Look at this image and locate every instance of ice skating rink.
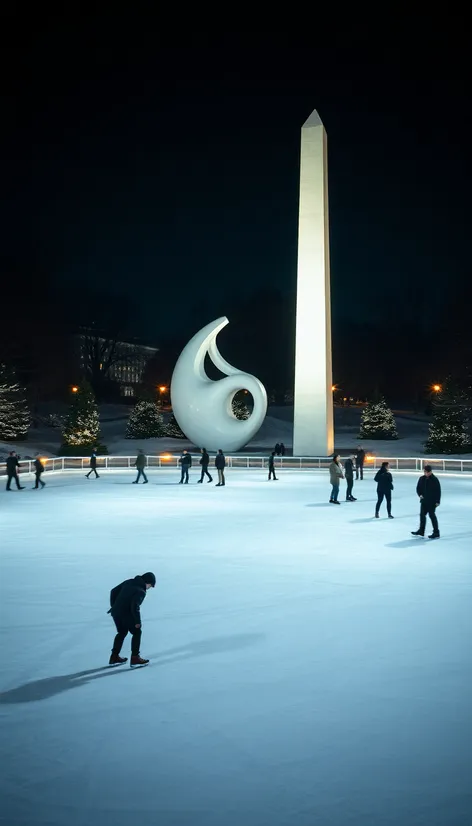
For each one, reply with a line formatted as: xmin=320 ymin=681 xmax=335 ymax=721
xmin=1 ymin=469 xmax=471 ymax=826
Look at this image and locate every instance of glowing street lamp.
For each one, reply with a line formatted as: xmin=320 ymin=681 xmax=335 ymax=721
xmin=71 ymin=385 xmax=79 ymax=393
xmin=432 ymin=384 xmax=441 ymax=393
xmin=158 ymin=385 xmax=167 ymax=394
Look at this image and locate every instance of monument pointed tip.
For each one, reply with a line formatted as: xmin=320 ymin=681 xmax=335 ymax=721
xmin=303 ymin=109 xmax=323 ymax=128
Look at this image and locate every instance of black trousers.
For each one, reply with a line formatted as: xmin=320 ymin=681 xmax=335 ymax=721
xmin=86 ymin=467 xmax=99 ymax=478
xmin=200 ymin=467 xmax=212 ymax=482
xmin=112 ymin=617 xmax=142 ymax=656
xmin=346 ymin=478 xmax=354 ymax=498
xmin=217 ymin=469 xmax=225 ymax=485
xmin=376 ymin=490 xmax=392 ymax=515
xmin=180 ymin=467 xmax=189 ymax=483
xmin=419 ymin=501 xmax=439 ymax=534
xmin=135 ymin=468 xmax=148 ymax=483
xmin=34 ymin=472 xmax=45 ymax=488
xmin=268 ymin=467 xmax=277 ymax=480
xmin=356 ymin=463 xmax=364 ymax=480
xmin=6 ymin=473 xmax=21 ymax=490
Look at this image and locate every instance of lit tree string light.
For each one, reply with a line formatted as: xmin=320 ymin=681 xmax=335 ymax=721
xmin=0 ymin=363 xmax=31 ymax=440
xmin=358 ymin=396 xmax=398 ymax=440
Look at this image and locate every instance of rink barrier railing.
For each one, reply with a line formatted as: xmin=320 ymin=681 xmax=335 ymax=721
xmin=2 ymin=455 xmax=472 ymax=476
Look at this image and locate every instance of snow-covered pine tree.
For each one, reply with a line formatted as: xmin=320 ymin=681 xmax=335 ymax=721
xmin=232 ymin=392 xmax=250 ymax=420
xmin=166 ymin=413 xmax=186 ymax=438
xmin=126 ymin=400 xmax=165 ymax=439
xmin=424 ymin=379 xmax=472 ymax=454
xmin=61 ymin=380 xmax=104 ymax=452
xmin=0 ymin=363 xmax=31 ymax=440
xmin=358 ymin=396 xmax=398 ymax=440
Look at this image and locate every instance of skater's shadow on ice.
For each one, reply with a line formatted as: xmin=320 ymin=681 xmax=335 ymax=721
xmin=148 ymin=633 xmax=264 ymax=666
xmin=0 ymin=666 xmax=131 ymax=705
xmin=386 ymin=539 xmax=429 ymax=548
xmin=0 ymin=634 xmax=264 ymax=705
xmin=387 ymin=531 xmax=472 ymax=548
xmin=306 ymin=503 xmax=333 ymax=508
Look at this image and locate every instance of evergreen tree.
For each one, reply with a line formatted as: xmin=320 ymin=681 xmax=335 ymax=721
xmin=126 ymin=400 xmax=165 ymax=439
xmin=166 ymin=412 xmax=186 ymax=439
xmin=0 ymin=363 xmax=31 ymax=440
xmin=61 ymin=380 xmax=104 ymax=451
xmin=424 ymin=379 xmax=472 ymax=454
xmin=358 ymin=396 xmax=398 ymax=440
xmin=232 ymin=393 xmax=250 ymax=420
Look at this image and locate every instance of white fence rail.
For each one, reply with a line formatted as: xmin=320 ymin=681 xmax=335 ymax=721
xmin=2 ymin=455 xmax=472 ymax=476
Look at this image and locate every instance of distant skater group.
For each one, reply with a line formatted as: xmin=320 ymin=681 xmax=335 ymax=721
xmin=327 ymin=451 xmax=441 ymax=538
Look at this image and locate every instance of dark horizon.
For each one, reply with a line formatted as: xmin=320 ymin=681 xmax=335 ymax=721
xmin=2 ymin=25 xmax=471 ymax=397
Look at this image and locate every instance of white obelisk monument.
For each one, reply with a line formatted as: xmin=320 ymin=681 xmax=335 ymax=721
xmin=293 ymin=109 xmax=334 ymax=457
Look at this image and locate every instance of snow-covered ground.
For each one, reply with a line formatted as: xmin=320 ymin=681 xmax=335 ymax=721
xmin=2 ymin=404 xmax=471 ymax=460
xmin=1 ymin=470 xmax=471 ymax=826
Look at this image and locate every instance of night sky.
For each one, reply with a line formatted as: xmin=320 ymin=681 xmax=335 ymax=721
xmin=3 ymin=25 xmax=470 ymax=348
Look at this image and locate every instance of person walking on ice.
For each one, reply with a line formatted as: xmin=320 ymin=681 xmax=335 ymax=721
xmin=33 ymin=455 xmax=46 ymax=489
xmin=108 ymin=571 xmax=156 ymax=666
xmin=411 ymin=464 xmax=441 ymax=539
xmin=179 ymin=450 xmax=192 ymax=484
xmin=215 ymin=449 xmax=226 ymax=486
xmin=374 ymin=461 xmax=394 ymax=518
xmin=356 ymin=445 xmax=366 ymax=480
xmin=329 ymin=454 xmax=344 ymax=504
xmin=5 ymin=451 xmax=24 ymax=490
xmin=268 ymin=451 xmax=278 ymax=481
xmin=133 ymin=449 xmax=148 ymax=484
xmin=344 ymin=453 xmax=357 ymax=501
xmin=198 ymin=448 xmax=213 ymax=483
xmin=85 ymin=447 xmax=100 ymax=479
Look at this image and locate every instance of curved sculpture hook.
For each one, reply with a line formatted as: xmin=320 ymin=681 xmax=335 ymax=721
xmin=170 ymin=317 xmax=268 ymax=452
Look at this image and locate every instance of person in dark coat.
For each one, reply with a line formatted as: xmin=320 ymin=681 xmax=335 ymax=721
xmin=412 ymin=465 xmax=441 ymax=539
xmin=356 ymin=445 xmax=366 ymax=480
xmin=5 ymin=451 xmax=24 ymax=490
xmin=198 ymin=448 xmax=213 ymax=483
xmin=215 ymin=449 xmax=226 ymax=486
xmin=344 ymin=454 xmax=357 ymax=501
xmin=374 ymin=461 xmax=394 ymax=518
xmin=33 ymin=455 xmax=46 ymax=489
xmin=179 ymin=450 xmax=192 ymax=483
xmin=279 ymin=443 xmax=286 ymax=456
xmin=85 ymin=447 xmax=100 ymax=479
xmin=133 ymin=449 xmax=148 ymax=484
xmin=108 ymin=572 xmax=156 ymax=666
xmin=268 ymin=451 xmax=278 ymax=481
xmin=274 ymin=443 xmax=281 ymax=456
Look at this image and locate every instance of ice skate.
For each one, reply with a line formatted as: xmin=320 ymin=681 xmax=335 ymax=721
xmin=130 ymin=654 xmax=149 ymax=667
xmin=109 ymin=653 xmax=128 ymax=666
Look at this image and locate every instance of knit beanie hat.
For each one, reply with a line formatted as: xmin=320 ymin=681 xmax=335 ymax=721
xmin=142 ymin=572 xmax=156 ymax=587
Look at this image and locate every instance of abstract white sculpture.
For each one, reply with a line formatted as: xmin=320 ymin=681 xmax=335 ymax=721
xmin=170 ymin=317 xmax=267 ymax=452
xmin=293 ymin=109 xmax=334 ymax=456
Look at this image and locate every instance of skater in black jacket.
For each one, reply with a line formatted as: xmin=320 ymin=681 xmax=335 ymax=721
xmin=85 ymin=447 xmax=100 ymax=479
xmin=179 ymin=450 xmax=192 ymax=484
xmin=412 ymin=465 xmax=441 ymax=539
xmin=374 ymin=462 xmax=394 ymax=518
xmin=198 ymin=448 xmax=213 ymax=483
xmin=33 ymin=455 xmax=46 ymax=489
xmin=215 ymin=449 xmax=226 ymax=486
xmin=268 ymin=451 xmax=278 ymax=481
xmin=5 ymin=451 xmax=24 ymax=490
xmin=356 ymin=445 xmax=366 ymax=480
xmin=344 ymin=454 xmax=357 ymax=501
xmin=108 ymin=572 xmax=156 ymax=666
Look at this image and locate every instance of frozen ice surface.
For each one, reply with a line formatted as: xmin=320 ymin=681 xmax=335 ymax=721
xmin=1 ymin=469 xmax=471 ymax=826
